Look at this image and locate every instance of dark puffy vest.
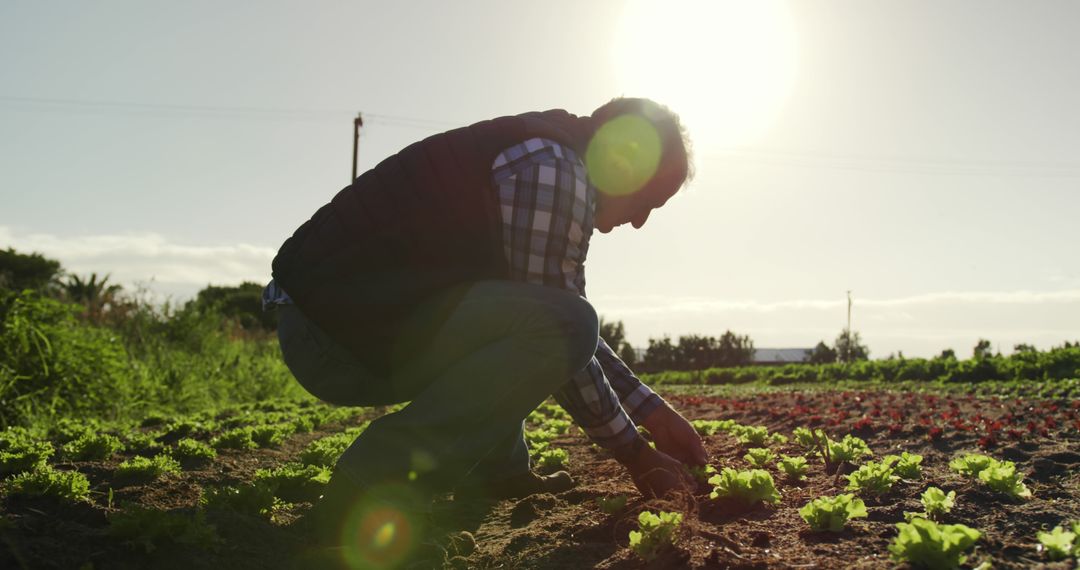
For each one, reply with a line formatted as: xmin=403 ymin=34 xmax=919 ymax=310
xmin=272 ymin=109 xmax=595 ymax=376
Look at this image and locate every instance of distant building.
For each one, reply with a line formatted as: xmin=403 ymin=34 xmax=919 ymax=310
xmin=752 ymin=348 xmax=813 ymax=365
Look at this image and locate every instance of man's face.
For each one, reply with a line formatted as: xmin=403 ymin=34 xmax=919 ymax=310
xmin=594 ymin=158 xmax=686 ymax=234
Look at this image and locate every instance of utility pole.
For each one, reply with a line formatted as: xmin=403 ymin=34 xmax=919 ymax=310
xmin=351 ymin=112 xmax=364 ymax=182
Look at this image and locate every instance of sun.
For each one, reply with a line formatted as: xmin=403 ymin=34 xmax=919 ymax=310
xmin=612 ymin=0 xmax=798 ymax=150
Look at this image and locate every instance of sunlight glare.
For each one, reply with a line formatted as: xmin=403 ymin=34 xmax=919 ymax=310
xmin=613 ymin=0 xmax=798 ymax=150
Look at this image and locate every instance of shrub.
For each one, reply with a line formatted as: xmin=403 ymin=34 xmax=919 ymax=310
xmin=628 ymin=510 xmax=682 ymax=561
xmin=889 ymin=518 xmax=981 ymax=569
xmin=708 ymin=468 xmax=781 ymax=506
xmin=63 ymin=433 xmax=124 ymax=461
xmin=5 ymin=465 xmax=90 ymax=503
xmin=799 ymin=494 xmax=868 ymax=532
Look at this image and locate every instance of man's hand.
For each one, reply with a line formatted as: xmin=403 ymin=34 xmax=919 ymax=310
xmin=622 ymin=444 xmax=696 ymax=498
xmin=641 ymin=403 xmax=708 ymax=467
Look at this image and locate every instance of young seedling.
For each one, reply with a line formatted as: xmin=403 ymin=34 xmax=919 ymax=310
xmin=883 ymin=452 xmax=923 ymax=480
xmin=920 ymin=487 xmax=956 ymax=521
xmin=977 ymin=460 xmax=1032 ymax=500
xmin=799 ymin=494 xmax=868 ymax=532
xmin=687 ymin=464 xmax=717 ymax=485
xmin=948 ymin=453 xmax=995 ymax=477
xmin=595 ymin=494 xmax=628 ymax=515
xmin=5 ymin=465 xmax=91 ymax=503
xmin=211 ymin=427 xmax=257 ymax=450
xmin=846 ymin=460 xmax=898 ymax=496
xmin=708 ymin=468 xmax=781 ymax=506
xmin=115 ymin=454 xmax=181 ymax=484
xmin=1036 ymin=524 xmax=1077 ymax=561
xmin=0 ymin=440 xmax=54 ymax=477
xmin=63 ymin=433 xmax=125 ymax=461
xmin=172 ymin=438 xmax=217 ymax=465
xmin=254 ymin=462 xmax=331 ymax=503
xmin=628 ymin=510 xmax=683 ymax=561
xmin=731 ymin=425 xmax=770 ymax=446
xmin=743 ymin=447 xmax=775 ymax=468
xmin=792 ymin=427 xmax=819 ymax=450
xmin=889 ymin=518 xmax=981 ymax=569
xmin=535 ymin=448 xmax=569 ymax=471
xmin=778 ymin=455 xmax=809 ymax=481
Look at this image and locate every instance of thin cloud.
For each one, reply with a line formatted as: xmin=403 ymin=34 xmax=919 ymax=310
xmin=1 ymin=226 xmax=275 ymax=297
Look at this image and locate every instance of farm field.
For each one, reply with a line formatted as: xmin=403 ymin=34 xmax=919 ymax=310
xmin=1 ymin=383 xmax=1079 ymax=569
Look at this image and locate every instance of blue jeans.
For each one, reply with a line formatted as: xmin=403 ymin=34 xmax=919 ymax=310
xmin=277 ymin=280 xmax=597 ymax=493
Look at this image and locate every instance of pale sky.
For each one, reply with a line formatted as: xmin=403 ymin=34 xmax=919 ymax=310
xmin=2 ymin=0 xmax=1078 ymax=358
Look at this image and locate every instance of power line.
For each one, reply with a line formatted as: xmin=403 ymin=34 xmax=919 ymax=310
xmin=0 ymin=94 xmax=463 ymax=130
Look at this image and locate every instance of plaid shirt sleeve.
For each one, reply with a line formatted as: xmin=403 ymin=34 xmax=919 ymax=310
xmin=492 ymin=137 xmax=663 ymax=460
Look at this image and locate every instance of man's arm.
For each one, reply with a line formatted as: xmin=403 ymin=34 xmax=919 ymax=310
xmin=493 ymin=138 xmax=704 ymax=496
xmin=594 ymin=337 xmax=664 ymax=424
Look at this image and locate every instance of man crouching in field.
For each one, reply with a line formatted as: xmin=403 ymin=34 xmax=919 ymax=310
xmin=264 ymin=97 xmax=708 ymax=565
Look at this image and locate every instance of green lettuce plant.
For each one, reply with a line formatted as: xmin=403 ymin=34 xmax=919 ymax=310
xmin=889 ymin=518 xmax=981 ymax=569
xmin=977 ymin=460 xmax=1032 ymax=499
xmin=744 ymin=447 xmax=775 ymax=468
xmin=883 ymin=452 xmax=923 ymax=480
xmin=799 ymin=493 xmax=867 ymax=532
xmin=628 ymin=510 xmax=682 ymax=561
xmin=595 ymin=494 xmax=627 ymax=514
xmin=1037 ymin=523 xmax=1078 ymax=561
xmin=920 ymin=487 xmax=956 ymax=520
xmin=172 ymin=438 xmax=217 ymax=464
xmin=708 ymin=468 xmax=781 ymax=505
xmin=535 ymin=448 xmax=568 ymax=471
xmin=5 ymin=465 xmax=90 ymax=503
xmin=115 ymin=454 xmax=181 ymax=484
xmin=63 ymin=433 xmax=124 ymax=461
xmin=846 ymin=460 xmax=898 ymax=496
xmin=948 ymin=453 xmax=995 ymax=477
xmin=778 ymin=455 xmax=809 ymax=481
xmin=687 ymin=463 xmax=717 ymax=484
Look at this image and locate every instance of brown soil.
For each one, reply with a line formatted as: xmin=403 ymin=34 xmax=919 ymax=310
xmin=2 ymin=390 xmax=1078 ymax=569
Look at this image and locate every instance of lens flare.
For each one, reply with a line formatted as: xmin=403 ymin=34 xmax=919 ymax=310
xmin=585 ymin=114 xmax=662 ymax=196
xmin=338 ymin=485 xmax=427 ymax=570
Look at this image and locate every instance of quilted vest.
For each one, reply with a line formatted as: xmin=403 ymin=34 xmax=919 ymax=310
xmin=271 ymin=109 xmax=595 ymax=375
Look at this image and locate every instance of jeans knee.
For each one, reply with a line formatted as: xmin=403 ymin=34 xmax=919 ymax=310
xmin=553 ymin=292 xmax=598 ymax=372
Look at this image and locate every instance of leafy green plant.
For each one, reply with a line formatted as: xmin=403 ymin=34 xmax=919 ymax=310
xmin=211 ymin=427 xmax=257 ymax=450
xmin=299 ymin=432 xmax=354 ymax=467
xmin=978 ymin=460 xmax=1032 ymax=499
xmin=889 ymin=518 xmax=981 ymax=569
xmin=595 ymin=494 xmax=628 ymax=514
xmin=744 ymin=447 xmax=775 ymax=468
xmin=124 ymin=431 xmax=165 ymax=455
xmin=708 ymin=468 xmax=781 ymax=506
xmin=792 ymin=427 xmax=820 ymax=449
xmin=628 ymin=510 xmax=683 ymax=561
xmin=883 ymin=452 xmax=923 ymax=479
xmin=172 ymin=438 xmax=216 ymax=464
xmin=254 ymin=462 xmax=331 ymax=503
xmin=109 ymin=506 xmax=219 ymax=553
xmin=731 ymin=425 xmax=770 ymax=446
xmin=5 ymin=465 xmax=90 ymax=503
xmin=201 ymin=482 xmax=277 ymax=515
xmin=63 ymin=433 xmax=124 ymax=461
xmin=846 ymin=461 xmax=898 ymax=496
xmin=115 ymin=454 xmax=181 ymax=484
xmin=778 ymin=455 xmax=809 ymax=481
xmin=691 ymin=419 xmax=735 ymax=436
xmin=0 ymin=440 xmax=54 ymax=476
xmin=542 ymin=418 xmax=572 ymax=434
xmin=1037 ymin=523 xmax=1078 ymax=561
xmin=920 ymin=487 xmax=956 ymax=520
xmin=535 ymin=448 xmax=569 ymax=471
xmin=799 ymin=493 xmax=868 ymax=532
xmin=948 ymin=453 xmax=995 ymax=477
xmin=250 ymin=423 xmax=295 ymax=448
xmin=688 ymin=464 xmax=717 ymax=484
xmin=826 ymin=434 xmax=873 ymax=464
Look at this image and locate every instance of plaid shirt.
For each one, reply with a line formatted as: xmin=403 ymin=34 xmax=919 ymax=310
xmin=264 ymin=137 xmax=661 ymax=457
xmin=491 ymin=138 xmax=660 ymax=456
